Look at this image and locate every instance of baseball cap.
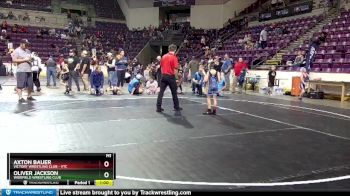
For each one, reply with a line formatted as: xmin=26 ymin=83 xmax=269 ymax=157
xmin=20 ymin=39 xmax=30 ymax=45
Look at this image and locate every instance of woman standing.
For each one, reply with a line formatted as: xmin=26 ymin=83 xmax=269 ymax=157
xmin=115 ymin=48 xmax=128 ymax=91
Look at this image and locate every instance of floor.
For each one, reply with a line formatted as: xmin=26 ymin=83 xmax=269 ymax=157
xmin=1 ymin=76 xmax=350 ymax=191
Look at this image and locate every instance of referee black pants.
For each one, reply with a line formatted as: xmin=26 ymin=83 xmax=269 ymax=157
xmin=157 ymin=74 xmax=180 ymax=110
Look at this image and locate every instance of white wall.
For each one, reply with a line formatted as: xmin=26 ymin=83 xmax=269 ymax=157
xmin=127 ymin=7 xmax=160 ymax=29
xmin=223 ymin=0 xmax=256 ymax=23
xmin=117 ymin=0 xmax=159 ymax=29
xmin=190 ymin=4 xmax=224 ymax=29
xmin=249 ymin=70 xmax=350 ymax=96
xmin=190 ymin=0 xmax=256 ymax=29
xmin=126 ymin=0 xmax=153 ymax=8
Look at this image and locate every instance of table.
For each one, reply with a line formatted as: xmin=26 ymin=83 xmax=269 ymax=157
xmin=244 ymin=77 xmax=283 ymax=92
xmin=307 ymin=80 xmax=349 ymax=102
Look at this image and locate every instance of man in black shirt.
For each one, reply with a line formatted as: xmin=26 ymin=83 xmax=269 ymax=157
xmin=67 ymin=50 xmax=80 ymax=92
xmin=80 ymin=50 xmax=91 ymax=91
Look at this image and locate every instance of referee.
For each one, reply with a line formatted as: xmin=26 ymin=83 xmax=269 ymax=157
xmin=156 ymin=44 xmax=182 ymax=112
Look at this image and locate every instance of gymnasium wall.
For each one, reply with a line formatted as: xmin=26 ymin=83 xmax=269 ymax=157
xmin=117 ymin=0 xmax=159 ymax=29
xmin=223 ymin=0 xmax=256 ymax=24
xmin=190 ymin=4 xmax=224 ymax=29
xmin=190 ymin=0 xmax=256 ymax=29
xmin=127 ymin=7 xmax=160 ymax=29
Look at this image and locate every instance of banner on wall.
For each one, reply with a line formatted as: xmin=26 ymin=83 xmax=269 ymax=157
xmin=153 ymin=0 xmax=195 ymax=7
xmin=259 ymin=1 xmax=313 ymax=22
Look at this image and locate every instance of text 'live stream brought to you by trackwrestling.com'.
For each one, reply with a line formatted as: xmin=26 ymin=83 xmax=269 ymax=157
xmin=0 ymin=189 xmax=193 ymax=196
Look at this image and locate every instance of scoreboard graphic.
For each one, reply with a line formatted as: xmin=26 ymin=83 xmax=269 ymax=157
xmin=7 ymin=153 xmax=116 ymax=186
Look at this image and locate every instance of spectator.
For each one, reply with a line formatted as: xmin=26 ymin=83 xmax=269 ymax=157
xmin=11 ymin=24 xmax=18 ymax=33
xmin=90 ymin=65 xmax=104 ymax=96
xmin=36 ymin=29 xmax=43 ymax=39
xmin=233 ymin=57 xmax=249 ymax=93
xmin=221 ymin=54 xmax=232 ymax=92
xmin=200 ymin=36 xmax=206 ymax=47
xmin=80 ymin=50 xmax=91 ymax=91
xmin=115 ymin=48 xmax=128 ymax=90
xmin=143 ymin=64 xmax=151 ymax=82
xmin=46 ymin=56 xmax=57 ymax=87
xmin=128 ymin=74 xmax=143 ymax=95
xmin=67 ymin=50 xmax=81 ymax=92
xmin=176 ymin=69 xmax=184 ymax=94
xmin=243 ymin=34 xmax=252 ymax=43
xmin=293 ymin=51 xmax=304 ymax=67
xmin=60 ymin=32 xmax=67 ymax=39
xmin=1 ymin=21 xmax=8 ymax=32
xmin=267 ymin=65 xmax=276 ymax=95
xmin=23 ymin=12 xmax=30 ymax=21
xmin=49 ymin=28 xmax=56 ymax=36
xmin=245 ymin=40 xmax=254 ymax=50
xmin=40 ymin=16 xmax=45 ymax=22
xmin=188 ymin=56 xmax=199 ymax=92
xmin=7 ymin=11 xmax=15 ymax=20
xmin=75 ymin=25 xmax=81 ymax=37
xmin=192 ymin=65 xmax=204 ymax=96
xmin=145 ymin=77 xmax=159 ymax=95
xmin=274 ymin=26 xmax=282 ymax=35
xmin=19 ymin=25 xmax=28 ymax=33
xmin=11 ymin=39 xmax=35 ymax=103
xmin=41 ymin=28 xmax=49 ymax=35
xmin=259 ymin=27 xmax=268 ymax=49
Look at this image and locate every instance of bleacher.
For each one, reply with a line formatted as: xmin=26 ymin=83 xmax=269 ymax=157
xmin=78 ymin=0 xmax=125 ymax=20
xmin=282 ymin=10 xmax=350 ymax=73
xmin=84 ymin=22 xmax=150 ymax=59
xmin=1 ymin=24 xmax=74 ymax=63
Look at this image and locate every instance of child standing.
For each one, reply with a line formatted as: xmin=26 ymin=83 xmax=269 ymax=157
xmin=203 ymin=68 xmax=221 ymax=115
xmin=238 ymin=68 xmax=247 ymax=94
xmin=268 ymin=65 xmax=276 ymax=95
xmin=299 ymin=67 xmax=309 ymax=100
xmin=90 ymin=65 xmax=104 ymax=96
xmin=218 ymin=72 xmax=226 ymax=96
xmin=61 ymin=61 xmax=70 ymax=95
xmin=146 ymin=77 xmax=159 ymax=95
xmin=177 ymin=69 xmax=184 ymax=94
xmin=192 ymin=65 xmax=204 ymax=96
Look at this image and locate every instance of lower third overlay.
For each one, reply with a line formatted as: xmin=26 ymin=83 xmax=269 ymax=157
xmin=1 ymin=189 xmax=193 ymax=196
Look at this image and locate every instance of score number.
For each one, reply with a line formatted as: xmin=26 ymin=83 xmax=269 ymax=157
xmin=104 ymin=161 xmax=109 ymax=178
xmin=103 ymin=154 xmax=112 ymax=179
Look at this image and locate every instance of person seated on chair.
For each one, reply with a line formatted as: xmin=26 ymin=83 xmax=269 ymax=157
xmin=293 ymin=51 xmax=304 ymax=67
xmin=90 ymin=65 xmax=104 ymax=96
xmin=128 ymin=74 xmax=143 ymax=95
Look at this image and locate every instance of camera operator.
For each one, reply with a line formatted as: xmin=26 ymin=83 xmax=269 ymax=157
xmin=11 ymin=39 xmax=36 ymax=103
